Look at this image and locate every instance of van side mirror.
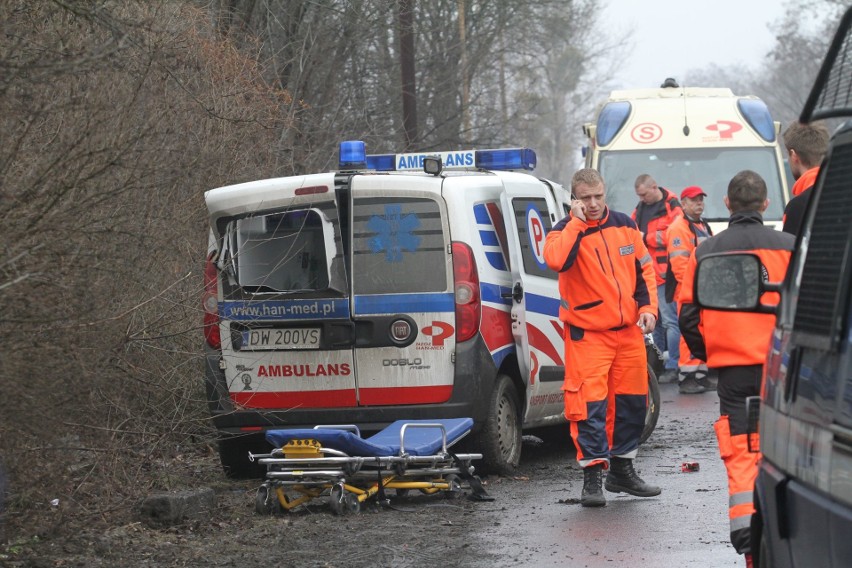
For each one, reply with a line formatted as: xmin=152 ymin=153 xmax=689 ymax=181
xmin=694 ymin=253 xmax=779 ymax=313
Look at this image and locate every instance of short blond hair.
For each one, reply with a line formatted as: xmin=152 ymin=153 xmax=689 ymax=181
xmin=571 ymin=168 xmax=604 ymax=193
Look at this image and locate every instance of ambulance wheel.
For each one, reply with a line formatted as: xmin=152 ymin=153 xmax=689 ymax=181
xmin=640 ymin=364 xmax=661 ymax=445
xmin=443 ymin=474 xmax=462 ymax=499
xmin=476 ymin=374 xmax=522 ymax=475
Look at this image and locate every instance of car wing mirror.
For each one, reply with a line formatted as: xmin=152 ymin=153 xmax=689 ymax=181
xmin=694 ymin=252 xmax=779 ymax=314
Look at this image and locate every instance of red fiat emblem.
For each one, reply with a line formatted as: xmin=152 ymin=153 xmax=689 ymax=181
xmin=391 ymin=319 xmax=412 ymax=342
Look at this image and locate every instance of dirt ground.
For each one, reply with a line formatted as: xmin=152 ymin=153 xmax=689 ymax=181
xmin=3 ymin=386 xmax=737 ymax=568
xmin=2 ymin=434 xmax=560 ymax=568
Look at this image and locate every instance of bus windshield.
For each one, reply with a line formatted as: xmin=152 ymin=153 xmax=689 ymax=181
xmin=597 ymin=147 xmax=786 ymax=221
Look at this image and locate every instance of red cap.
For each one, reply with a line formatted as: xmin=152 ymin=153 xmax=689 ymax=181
xmin=681 ymin=186 xmax=707 ymax=200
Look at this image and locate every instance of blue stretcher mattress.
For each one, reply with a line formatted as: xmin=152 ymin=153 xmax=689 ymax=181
xmin=265 ymin=418 xmax=474 ymax=457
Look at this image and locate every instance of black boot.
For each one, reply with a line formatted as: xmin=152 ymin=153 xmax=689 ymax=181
xmin=605 ymin=457 xmax=661 ymax=497
xmin=581 ymin=463 xmax=606 ymax=507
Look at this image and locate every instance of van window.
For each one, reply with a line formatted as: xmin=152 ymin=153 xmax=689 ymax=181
xmin=510 ymin=197 xmax=557 ymax=281
xmin=791 ymin=141 xmax=852 ymax=351
xmin=352 ymin=197 xmax=448 ymax=295
xmin=598 ymin=147 xmax=785 ymax=221
xmin=231 ymin=209 xmax=332 ymax=293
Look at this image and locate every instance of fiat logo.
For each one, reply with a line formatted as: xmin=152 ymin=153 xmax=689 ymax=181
xmin=391 ymin=319 xmax=412 ymax=342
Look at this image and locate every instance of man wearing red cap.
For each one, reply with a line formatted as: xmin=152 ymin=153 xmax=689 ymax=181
xmin=665 ymin=186 xmax=713 ymax=394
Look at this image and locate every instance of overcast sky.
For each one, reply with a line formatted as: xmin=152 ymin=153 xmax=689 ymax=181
xmin=601 ymin=0 xmax=788 ymax=89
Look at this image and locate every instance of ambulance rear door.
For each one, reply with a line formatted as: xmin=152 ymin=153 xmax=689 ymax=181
xmin=499 ymin=178 xmax=566 ymax=422
xmin=209 ymin=174 xmax=358 ymax=411
xmin=348 ymin=174 xmax=456 ymax=406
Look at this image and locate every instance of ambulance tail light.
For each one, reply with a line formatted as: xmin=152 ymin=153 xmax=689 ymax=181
xmin=452 ymin=242 xmax=481 ymax=343
xmin=595 ymin=101 xmax=631 ymax=147
xmin=203 ymin=254 xmax=221 ymax=350
xmin=738 ymin=99 xmax=776 ymax=142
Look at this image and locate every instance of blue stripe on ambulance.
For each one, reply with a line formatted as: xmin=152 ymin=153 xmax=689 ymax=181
xmin=480 ymin=282 xmax=512 ymax=306
xmin=474 ymin=203 xmax=509 ymax=271
xmin=524 ymin=292 xmax=560 ymax=317
xmin=353 ymin=293 xmax=454 ymax=315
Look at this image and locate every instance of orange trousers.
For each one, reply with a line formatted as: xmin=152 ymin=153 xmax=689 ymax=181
xmin=715 ymin=364 xmax=762 ymax=555
xmin=562 ymin=324 xmax=648 ymax=467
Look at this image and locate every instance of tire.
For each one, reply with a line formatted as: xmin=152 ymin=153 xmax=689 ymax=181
xmin=472 ymin=374 xmax=522 ymax=475
xmin=645 ymin=337 xmax=665 ymax=377
xmin=443 ymin=474 xmax=462 ymax=500
xmin=640 ymin=364 xmax=661 ymax=445
xmin=217 ymin=432 xmax=268 ymax=479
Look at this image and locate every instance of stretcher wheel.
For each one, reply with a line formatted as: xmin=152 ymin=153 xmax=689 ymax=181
xmin=443 ymin=474 xmax=462 ymax=499
xmin=329 ymin=486 xmax=361 ymax=515
xmin=342 ymin=493 xmax=360 ymax=514
xmin=394 ymin=488 xmax=410 ymax=497
xmin=255 ymin=485 xmax=275 ymax=515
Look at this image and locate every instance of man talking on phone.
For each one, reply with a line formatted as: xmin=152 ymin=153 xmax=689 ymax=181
xmin=544 ymin=168 xmax=662 ymax=507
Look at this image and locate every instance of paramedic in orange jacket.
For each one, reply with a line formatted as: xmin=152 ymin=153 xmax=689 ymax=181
xmin=679 ymin=170 xmax=794 ymax=563
xmin=632 ymin=174 xmax=683 ymax=384
xmin=665 ymin=186 xmax=713 ymax=394
xmin=543 ymin=168 xmax=661 ymax=508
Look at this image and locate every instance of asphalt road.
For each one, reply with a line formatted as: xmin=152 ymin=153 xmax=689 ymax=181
xmin=464 ymin=381 xmax=744 ymax=568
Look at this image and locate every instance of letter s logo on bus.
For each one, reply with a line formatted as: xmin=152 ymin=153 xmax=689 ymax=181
xmin=630 ymin=123 xmax=663 ymax=144
xmin=421 ymin=321 xmax=454 ymax=347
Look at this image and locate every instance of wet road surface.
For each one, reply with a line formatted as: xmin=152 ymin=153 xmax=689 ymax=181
xmin=465 ymin=381 xmax=744 ymax=568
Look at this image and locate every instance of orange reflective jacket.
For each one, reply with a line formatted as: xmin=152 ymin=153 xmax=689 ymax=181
xmin=632 ymin=188 xmax=682 ymax=286
xmin=679 ymin=211 xmax=794 ymax=368
xmin=665 ymin=214 xmax=712 ymax=303
xmin=544 ymin=207 xmax=658 ymax=332
xmin=790 ymin=166 xmax=819 ymax=197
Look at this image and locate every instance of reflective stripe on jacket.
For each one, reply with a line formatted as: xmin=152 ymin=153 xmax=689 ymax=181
xmin=543 ymin=207 xmax=658 ymax=332
xmin=632 ymin=188 xmax=682 ymax=286
xmin=678 ymin=211 xmax=794 ymax=368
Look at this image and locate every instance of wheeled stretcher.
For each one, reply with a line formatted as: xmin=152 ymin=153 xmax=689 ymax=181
xmin=250 ymin=417 xmax=490 ymax=515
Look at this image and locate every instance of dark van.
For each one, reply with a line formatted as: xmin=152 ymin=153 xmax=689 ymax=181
xmin=693 ymin=7 xmax=852 ymax=567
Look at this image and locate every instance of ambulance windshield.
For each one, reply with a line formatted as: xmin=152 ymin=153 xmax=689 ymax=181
xmin=228 ymin=209 xmax=340 ymax=293
xmin=598 ymin=147 xmax=786 ymax=221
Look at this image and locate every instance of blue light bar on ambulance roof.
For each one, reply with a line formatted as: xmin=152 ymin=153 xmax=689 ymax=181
xmin=363 ymin=148 xmax=536 ymax=172
xmin=596 ymin=101 xmax=631 ymax=147
xmin=339 ymin=140 xmax=367 ymax=169
xmin=737 ymin=99 xmax=776 ymax=143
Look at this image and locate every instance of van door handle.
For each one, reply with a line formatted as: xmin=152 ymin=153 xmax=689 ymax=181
xmin=500 ymin=282 xmax=523 ymax=303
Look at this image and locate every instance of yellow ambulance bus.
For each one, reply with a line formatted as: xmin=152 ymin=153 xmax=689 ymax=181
xmin=583 ymin=79 xmax=789 ymax=232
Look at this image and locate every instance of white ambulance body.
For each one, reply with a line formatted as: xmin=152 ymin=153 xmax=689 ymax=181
xmin=202 ymin=143 xmax=660 ymax=477
xmin=583 ymin=81 xmax=789 ymax=232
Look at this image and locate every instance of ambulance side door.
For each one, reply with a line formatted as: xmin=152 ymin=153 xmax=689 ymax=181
xmin=499 ymin=179 xmax=566 ymax=422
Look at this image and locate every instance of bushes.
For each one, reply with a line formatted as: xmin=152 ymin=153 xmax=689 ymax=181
xmin=0 ymin=1 xmax=292 ymax=538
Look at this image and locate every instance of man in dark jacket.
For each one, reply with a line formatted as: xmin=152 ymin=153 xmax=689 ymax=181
xmin=679 ymin=170 xmax=794 ymax=566
xmin=632 ymin=174 xmax=682 ymax=383
xmin=782 ymin=121 xmax=829 ymax=235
